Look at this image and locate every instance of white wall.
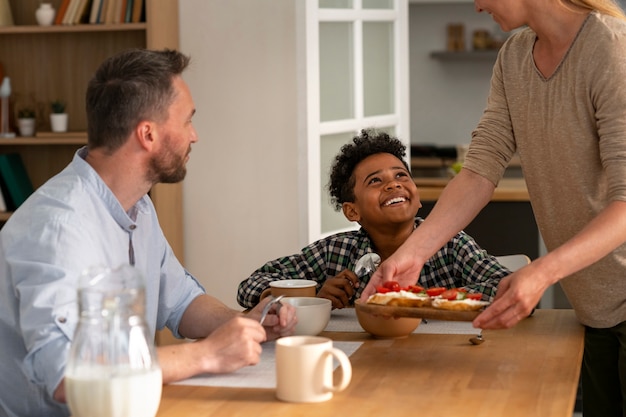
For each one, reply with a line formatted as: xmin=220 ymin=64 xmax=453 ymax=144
xmin=409 ymin=3 xmax=495 ymax=146
xmin=179 ymin=0 xmax=302 ymax=308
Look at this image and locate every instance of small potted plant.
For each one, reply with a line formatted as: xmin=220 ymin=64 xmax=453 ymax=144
xmin=17 ymin=107 xmax=36 ymax=136
xmin=50 ymin=99 xmax=67 ymax=133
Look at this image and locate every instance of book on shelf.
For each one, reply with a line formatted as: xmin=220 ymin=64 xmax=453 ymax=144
xmin=124 ymin=0 xmax=133 ymax=23
xmin=62 ymin=0 xmax=80 ymax=25
xmin=89 ymin=0 xmax=103 ymax=24
xmin=104 ymin=0 xmax=118 ymax=23
xmin=110 ymin=0 xmax=121 ymax=23
xmin=55 ymin=0 xmax=72 ymax=25
xmin=0 ymin=153 xmax=34 ymax=212
xmin=73 ymin=0 xmax=93 ymax=24
xmin=114 ymin=0 xmax=126 ymax=23
xmin=131 ymin=0 xmax=143 ymax=23
xmin=97 ymin=0 xmax=108 ymax=23
xmin=61 ymin=0 xmax=75 ymax=24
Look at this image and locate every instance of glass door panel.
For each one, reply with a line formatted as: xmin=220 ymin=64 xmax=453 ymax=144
xmin=320 ymin=22 xmax=354 ymax=122
xmin=363 ymin=0 xmax=394 ymax=8
xmin=363 ymin=21 xmax=394 ymax=117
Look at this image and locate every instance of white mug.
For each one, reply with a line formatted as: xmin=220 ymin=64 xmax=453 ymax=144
xmin=275 ymin=336 xmax=352 ymax=403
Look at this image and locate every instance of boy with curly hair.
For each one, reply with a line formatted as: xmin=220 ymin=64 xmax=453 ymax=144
xmin=237 ymin=129 xmax=510 ymax=309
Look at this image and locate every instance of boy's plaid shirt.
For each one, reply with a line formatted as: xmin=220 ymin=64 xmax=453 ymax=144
xmin=237 ymin=217 xmax=510 ymax=309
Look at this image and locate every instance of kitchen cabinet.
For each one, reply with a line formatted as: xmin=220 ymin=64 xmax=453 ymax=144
xmin=0 ymin=0 xmax=183 ymax=261
xmin=421 ymin=200 xmax=540 ymax=259
xmin=415 ymin=178 xmax=539 ymax=260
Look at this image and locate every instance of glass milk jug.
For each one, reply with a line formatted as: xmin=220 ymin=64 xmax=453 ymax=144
xmin=65 ymin=265 xmax=162 ymax=417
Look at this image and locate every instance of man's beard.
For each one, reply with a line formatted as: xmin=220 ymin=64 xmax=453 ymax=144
xmin=147 ymin=142 xmax=189 ymax=184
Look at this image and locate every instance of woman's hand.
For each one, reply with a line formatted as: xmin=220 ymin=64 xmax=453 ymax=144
xmin=359 ymin=255 xmax=425 ymax=302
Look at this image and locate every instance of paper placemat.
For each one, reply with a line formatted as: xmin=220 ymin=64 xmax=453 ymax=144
xmin=173 ymin=340 xmax=362 ymax=389
xmin=325 ymin=308 xmax=479 ymax=335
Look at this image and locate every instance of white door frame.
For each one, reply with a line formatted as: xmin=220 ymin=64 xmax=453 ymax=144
xmin=300 ymin=0 xmax=410 ymax=245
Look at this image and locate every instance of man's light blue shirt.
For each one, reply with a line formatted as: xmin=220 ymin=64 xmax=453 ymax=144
xmin=0 ymin=147 xmax=205 ymax=417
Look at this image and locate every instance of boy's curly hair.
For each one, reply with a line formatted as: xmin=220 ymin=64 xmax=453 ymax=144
xmin=328 ymin=129 xmax=410 ymax=211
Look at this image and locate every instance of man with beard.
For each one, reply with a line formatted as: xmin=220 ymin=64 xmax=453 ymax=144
xmin=0 ymin=48 xmax=297 ymax=417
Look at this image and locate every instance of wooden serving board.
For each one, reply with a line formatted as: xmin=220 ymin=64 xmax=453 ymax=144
xmin=356 ymin=302 xmax=484 ymax=322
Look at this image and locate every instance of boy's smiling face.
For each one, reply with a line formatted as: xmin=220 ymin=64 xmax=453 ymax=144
xmin=342 ymin=153 xmax=421 ymax=230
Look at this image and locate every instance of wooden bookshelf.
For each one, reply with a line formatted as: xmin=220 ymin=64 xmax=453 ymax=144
xmin=0 ymin=0 xmax=182 ymax=347
xmin=0 ymin=0 xmax=183 ymax=265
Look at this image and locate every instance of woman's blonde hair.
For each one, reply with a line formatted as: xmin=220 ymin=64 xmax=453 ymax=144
xmin=566 ymin=0 xmax=626 ymax=19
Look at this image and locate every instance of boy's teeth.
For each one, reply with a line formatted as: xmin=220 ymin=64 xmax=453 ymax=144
xmin=385 ymin=197 xmax=406 ymax=206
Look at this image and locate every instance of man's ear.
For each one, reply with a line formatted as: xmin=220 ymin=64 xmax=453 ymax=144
xmin=342 ymin=202 xmax=360 ymax=223
xmin=136 ymin=120 xmax=155 ymax=151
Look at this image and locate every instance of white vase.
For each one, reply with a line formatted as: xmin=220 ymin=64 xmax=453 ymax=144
xmin=35 ymin=3 xmax=56 ymax=26
xmin=17 ymin=118 xmax=36 ymax=137
xmin=50 ymin=113 xmax=68 ymax=133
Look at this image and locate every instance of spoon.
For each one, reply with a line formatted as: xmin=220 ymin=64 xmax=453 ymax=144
xmin=354 ymin=253 xmax=381 ymax=277
xmin=259 ymin=295 xmax=284 ymax=325
xmin=469 ymin=330 xmax=484 ymax=345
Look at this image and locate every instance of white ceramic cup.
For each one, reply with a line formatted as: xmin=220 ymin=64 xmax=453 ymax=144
xmin=275 ymin=336 xmax=352 ymax=403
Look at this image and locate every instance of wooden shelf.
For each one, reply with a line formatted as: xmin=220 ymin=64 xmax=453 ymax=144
xmin=0 ymin=23 xmax=146 ymax=34
xmin=430 ymin=50 xmax=499 ymax=61
xmin=0 ymin=133 xmax=87 ymax=146
xmin=0 ymin=137 xmax=86 ymax=145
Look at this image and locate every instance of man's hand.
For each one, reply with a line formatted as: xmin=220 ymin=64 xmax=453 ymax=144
xmin=194 ymin=316 xmax=267 ymax=374
xmin=317 ymin=270 xmax=359 ymax=309
xmin=159 ymin=295 xmax=296 ymax=383
xmin=248 ymin=296 xmax=298 ymax=340
xmin=53 ymin=379 xmax=66 ymax=403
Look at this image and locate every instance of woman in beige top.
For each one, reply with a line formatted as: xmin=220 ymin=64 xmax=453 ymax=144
xmin=361 ymin=1 xmax=626 ymax=415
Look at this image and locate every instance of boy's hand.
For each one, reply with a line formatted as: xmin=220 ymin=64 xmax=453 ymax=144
xmin=317 ymin=270 xmax=359 ymax=309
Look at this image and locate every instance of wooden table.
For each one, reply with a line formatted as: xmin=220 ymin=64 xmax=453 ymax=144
xmin=156 ymin=309 xmax=583 ymax=417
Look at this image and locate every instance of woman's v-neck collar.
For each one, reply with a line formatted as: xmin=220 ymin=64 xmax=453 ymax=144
xmin=531 ymin=11 xmax=593 ymax=81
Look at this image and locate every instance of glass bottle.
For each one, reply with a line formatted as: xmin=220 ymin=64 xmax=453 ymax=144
xmin=65 ymin=265 xmax=162 ymax=417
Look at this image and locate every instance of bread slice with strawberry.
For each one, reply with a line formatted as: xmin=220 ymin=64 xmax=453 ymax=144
xmin=366 ymin=281 xmax=431 ymax=307
xmin=366 ymin=282 xmax=489 ymax=311
xmin=430 ymin=288 xmax=489 ymax=311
